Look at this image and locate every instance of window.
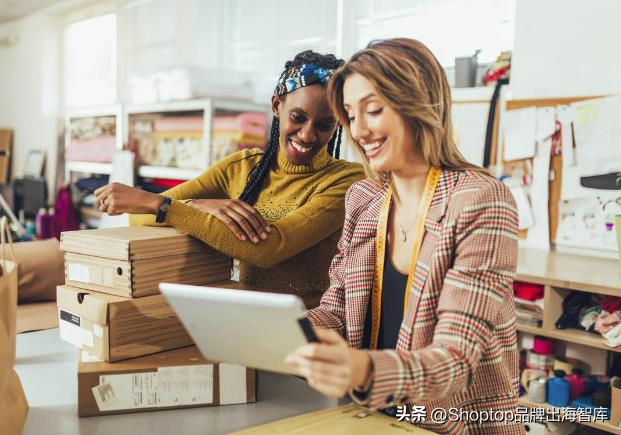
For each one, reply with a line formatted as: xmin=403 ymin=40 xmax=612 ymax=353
xmin=64 ymin=13 xmax=117 ymax=107
xmin=354 ymin=0 xmax=515 ymax=66
xmin=226 ymin=0 xmax=338 ymax=99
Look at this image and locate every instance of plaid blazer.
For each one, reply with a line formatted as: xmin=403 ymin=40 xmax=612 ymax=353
xmin=307 ymin=169 xmax=523 ymax=434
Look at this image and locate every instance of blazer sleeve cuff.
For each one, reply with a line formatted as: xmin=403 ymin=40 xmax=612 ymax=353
xmin=350 ymin=350 xmax=419 ymax=410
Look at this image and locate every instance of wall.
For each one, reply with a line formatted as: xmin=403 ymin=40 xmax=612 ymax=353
xmin=0 ymin=9 xmax=61 ymax=197
xmin=511 ymin=0 xmax=621 ymax=99
xmin=2 ymin=0 xmax=621 ymax=199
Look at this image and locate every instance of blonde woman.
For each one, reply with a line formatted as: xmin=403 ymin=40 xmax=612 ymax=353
xmin=286 ymin=39 xmax=521 ymax=434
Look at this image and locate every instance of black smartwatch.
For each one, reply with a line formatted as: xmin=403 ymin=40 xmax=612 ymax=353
xmin=155 ymin=196 xmax=172 ymax=223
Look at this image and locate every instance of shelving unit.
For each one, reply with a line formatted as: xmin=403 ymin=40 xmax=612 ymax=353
xmin=126 ymin=98 xmax=267 ymax=181
xmin=65 ymin=161 xmax=113 ymax=176
xmin=519 ymin=397 xmax=621 ymax=434
xmin=136 ymin=165 xmax=202 ymax=180
xmin=63 ymin=98 xmax=268 ymax=182
xmin=516 ymin=247 xmax=621 ymax=433
xmin=64 ymin=104 xmax=123 ymax=181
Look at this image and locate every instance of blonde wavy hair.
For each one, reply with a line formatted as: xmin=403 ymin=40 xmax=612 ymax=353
xmin=327 ymin=38 xmax=484 ymax=181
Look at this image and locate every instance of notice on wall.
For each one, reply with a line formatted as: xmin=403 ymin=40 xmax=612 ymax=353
xmin=572 ymin=96 xmax=621 ymax=177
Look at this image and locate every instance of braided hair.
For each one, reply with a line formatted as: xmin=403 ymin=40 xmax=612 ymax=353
xmin=239 ymin=50 xmax=345 ymax=205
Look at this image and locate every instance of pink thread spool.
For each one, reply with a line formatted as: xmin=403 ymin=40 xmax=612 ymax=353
xmin=533 ymin=336 xmax=554 ymax=356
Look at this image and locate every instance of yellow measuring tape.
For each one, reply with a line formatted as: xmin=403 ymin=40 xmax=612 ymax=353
xmin=370 ymin=167 xmax=441 ymax=350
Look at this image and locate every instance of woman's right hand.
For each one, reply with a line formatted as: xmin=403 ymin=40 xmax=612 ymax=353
xmin=187 ymin=199 xmax=270 ymax=243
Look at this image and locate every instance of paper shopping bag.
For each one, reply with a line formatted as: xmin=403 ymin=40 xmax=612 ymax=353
xmin=0 ymin=217 xmax=29 ymax=435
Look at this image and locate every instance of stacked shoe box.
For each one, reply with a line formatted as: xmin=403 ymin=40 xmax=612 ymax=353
xmin=55 ymin=226 xmax=256 ymax=415
xmin=79 ymin=346 xmax=256 ymax=417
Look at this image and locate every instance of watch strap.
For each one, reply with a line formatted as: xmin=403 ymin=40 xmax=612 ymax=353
xmin=155 ymin=196 xmax=172 ymax=223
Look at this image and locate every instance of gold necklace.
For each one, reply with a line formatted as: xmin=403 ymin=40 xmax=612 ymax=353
xmin=393 ymin=201 xmax=416 ymax=242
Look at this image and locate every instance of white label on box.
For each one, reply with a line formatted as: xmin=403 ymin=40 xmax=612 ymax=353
xmin=157 ymin=364 xmax=214 ymax=407
xmin=97 ymin=373 xmax=158 ymax=411
xmin=93 ymin=324 xmax=104 ymax=338
xmin=81 ymin=351 xmax=104 ymax=363
xmin=67 ymin=263 xmax=90 ymax=283
xmin=92 ymin=383 xmax=119 ymax=411
xmin=219 ymin=364 xmax=247 ymax=405
xmin=82 ymin=329 xmax=94 ymax=347
xmin=59 ymin=309 xmax=84 ymax=349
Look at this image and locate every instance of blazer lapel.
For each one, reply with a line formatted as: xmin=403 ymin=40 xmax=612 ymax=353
xmin=345 ymin=185 xmax=388 ymax=349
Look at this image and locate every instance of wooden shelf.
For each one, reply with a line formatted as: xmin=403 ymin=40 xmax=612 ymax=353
xmin=517 ymin=323 xmax=621 ymax=353
xmin=516 ymin=248 xmax=621 ymax=296
xmin=519 ymin=397 xmax=619 ymax=434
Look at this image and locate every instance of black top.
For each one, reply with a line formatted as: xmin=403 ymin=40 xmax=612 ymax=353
xmin=362 ymin=244 xmax=408 ymax=349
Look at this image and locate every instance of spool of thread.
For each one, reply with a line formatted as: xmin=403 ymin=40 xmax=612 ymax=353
xmin=527 ymin=350 xmax=555 ymax=370
xmin=527 ymin=377 xmax=547 ymax=403
xmin=566 ymin=368 xmax=586 ymax=400
xmin=533 ymin=336 xmax=554 ymax=355
xmin=547 ymin=370 xmax=571 ymax=407
xmin=521 ymin=368 xmax=547 ymax=391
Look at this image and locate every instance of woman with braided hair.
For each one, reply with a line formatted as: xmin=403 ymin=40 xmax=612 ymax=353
xmin=95 ymin=50 xmax=364 ymax=303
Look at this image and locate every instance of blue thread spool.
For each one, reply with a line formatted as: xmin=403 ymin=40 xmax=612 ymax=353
xmin=547 ymin=370 xmax=571 ymax=407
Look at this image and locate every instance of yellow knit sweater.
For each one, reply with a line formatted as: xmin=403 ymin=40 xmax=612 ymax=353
xmin=131 ymin=146 xmax=364 ymax=298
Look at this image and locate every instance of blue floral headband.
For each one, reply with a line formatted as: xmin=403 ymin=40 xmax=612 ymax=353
xmin=273 ymin=63 xmax=335 ymax=97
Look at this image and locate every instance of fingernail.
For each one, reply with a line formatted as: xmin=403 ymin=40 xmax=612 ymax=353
xmin=266 ymin=226 xmax=271 ymax=232
xmin=261 ymin=232 xmax=267 ymax=240
xmin=253 ymin=237 xmax=259 ymax=243
xmin=240 ymin=235 xmax=246 ymax=241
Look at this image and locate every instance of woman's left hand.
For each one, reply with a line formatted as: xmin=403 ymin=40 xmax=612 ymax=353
xmin=285 ymin=328 xmax=372 ymax=398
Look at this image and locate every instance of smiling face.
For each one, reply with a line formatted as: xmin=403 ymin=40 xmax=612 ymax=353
xmin=272 ymin=84 xmax=337 ymax=165
xmin=342 ymin=73 xmax=424 ymax=176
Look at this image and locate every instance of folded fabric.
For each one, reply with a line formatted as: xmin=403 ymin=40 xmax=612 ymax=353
xmin=513 ymin=281 xmax=544 ymax=301
xmin=605 ymin=323 xmax=621 ymax=348
xmin=601 ymin=296 xmax=621 ymax=314
xmin=579 ymin=305 xmax=602 ymax=331
xmin=595 ymin=311 xmax=621 ymax=335
xmin=556 ymin=291 xmax=593 ymax=330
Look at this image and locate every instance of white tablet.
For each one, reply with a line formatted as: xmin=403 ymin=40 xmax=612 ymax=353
xmin=159 ymin=283 xmax=316 ymax=374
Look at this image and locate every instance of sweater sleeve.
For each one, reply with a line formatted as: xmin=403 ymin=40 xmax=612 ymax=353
xmin=163 ymin=167 xmax=364 ymax=268
xmin=351 ymin=180 xmax=519 ymax=410
xmin=129 ymin=150 xmax=259 ymax=226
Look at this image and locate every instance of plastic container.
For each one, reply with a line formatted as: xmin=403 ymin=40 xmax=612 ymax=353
xmin=547 ymin=370 xmax=571 ymax=407
xmin=565 ymin=368 xmax=587 ymax=400
xmin=35 ymin=207 xmax=54 ymax=239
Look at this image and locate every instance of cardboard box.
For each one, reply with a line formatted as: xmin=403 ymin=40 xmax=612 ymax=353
xmin=230 ymin=403 xmax=431 ymax=434
xmin=61 ymin=226 xmax=231 ymax=297
xmin=612 ymin=377 xmax=621 ymax=427
xmin=78 ymin=346 xmax=256 ymax=417
xmin=57 ymin=285 xmax=193 ymax=362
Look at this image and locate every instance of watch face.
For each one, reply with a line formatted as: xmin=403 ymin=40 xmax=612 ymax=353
xmin=161 ymin=203 xmax=170 ymax=212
